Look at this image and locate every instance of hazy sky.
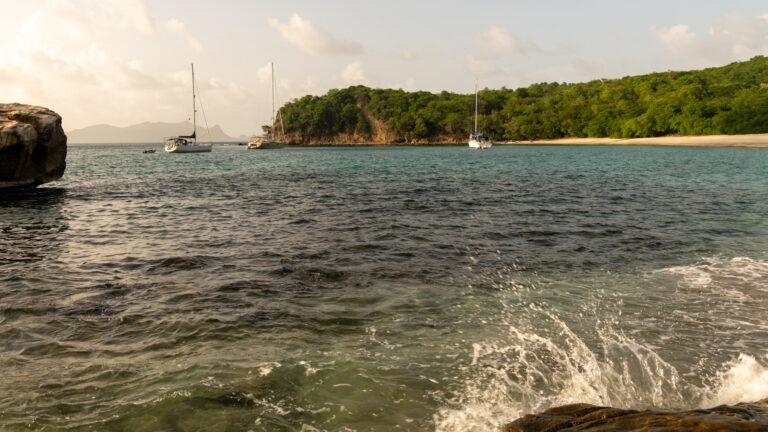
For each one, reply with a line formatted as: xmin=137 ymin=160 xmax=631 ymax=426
xmin=2 ymin=1 xmax=767 ymax=136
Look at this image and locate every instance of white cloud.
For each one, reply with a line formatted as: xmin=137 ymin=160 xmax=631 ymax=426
xmin=653 ymin=24 xmax=697 ymax=50
xmin=465 ymin=25 xmax=551 ymax=79
xmin=465 ymin=54 xmax=498 ymax=77
xmin=104 ymin=0 xmax=156 ymax=36
xmin=288 ymin=76 xmax=321 ymax=97
xmin=268 ymin=13 xmax=363 ymax=55
xmin=0 ymin=1 xmax=163 ymax=127
xmin=384 ymin=77 xmax=417 ymax=91
xmin=341 ymin=61 xmax=366 ymax=83
xmin=710 ymin=13 xmax=768 ymax=58
xmin=475 ymin=25 xmax=525 ymax=55
xmin=0 ymin=1 xmax=250 ymax=132
xmin=165 ymin=18 xmax=204 ymax=53
xmin=257 ymin=62 xmax=272 ymax=83
xmin=652 ymin=14 xmax=768 ymax=67
xmin=472 ymin=25 xmax=545 ymax=58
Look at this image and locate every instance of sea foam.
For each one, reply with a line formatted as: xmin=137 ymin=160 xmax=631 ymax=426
xmin=434 ymin=259 xmax=768 ymax=432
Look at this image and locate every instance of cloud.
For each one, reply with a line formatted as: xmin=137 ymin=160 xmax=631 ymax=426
xmin=296 ymin=75 xmax=320 ymax=95
xmin=465 ymin=25 xmax=555 ymax=79
xmin=257 ymin=62 xmax=272 ymax=83
xmin=0 ymin=1 xmax=163 ymax=127
xmin=341 ymin=61 xmax=366 ymax=83
xmin=165 ymin=18 xmax=204 ymax=53
xmin=399 ymin=48 xmax=416 ymax=60
xmin=384 ymin=77 xmax=416 ymax=91
xmin=473 ymin=25 xmax=543 ymax=57
xmin=104 ymin=0 xmax=156 ymax=36
xmin=475 ymin=25 xmax=527 ymax=55
xmin=710 ymin=13 xmax=768 ymax=58
xmin=465 ymin=54 xmax=498 ymax=77
xmin=653 ymin=13 xmax=768 ymax=67
xmin=268 ymin=13 xmax=363 ymax=55
xmin=0 ymin=1 xmax=250 ymax=132
xmin=653 ymin=24 xmax=697 ymax=49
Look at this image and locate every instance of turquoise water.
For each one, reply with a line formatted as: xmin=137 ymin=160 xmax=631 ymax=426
xmin=2 ymin=144 xmax=768 ymax=431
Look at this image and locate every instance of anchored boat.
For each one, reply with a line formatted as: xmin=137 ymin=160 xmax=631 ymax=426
xmin=165 ymin=63 xmax=212 ymax=153
xmin=468 ymin=79 xmax=492 ymax=150
xmin=248 ymin=62 xmax=285 ymax=150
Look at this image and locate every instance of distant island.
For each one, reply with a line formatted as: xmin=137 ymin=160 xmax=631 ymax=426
xmin=278 ymin=56 xmax=768 ymax=145
xmin=67 ymin=121 xmax=245 ymax=144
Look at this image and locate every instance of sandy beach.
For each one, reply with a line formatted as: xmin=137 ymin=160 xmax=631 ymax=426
xmin=503 ymin=133 xmax=768 ymax=148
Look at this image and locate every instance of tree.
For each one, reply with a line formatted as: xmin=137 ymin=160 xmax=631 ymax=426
xmin=277 ymin=56 xmax=768 ymax=142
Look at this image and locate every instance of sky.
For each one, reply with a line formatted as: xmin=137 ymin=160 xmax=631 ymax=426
xmin=1 ymin=0 xmax=768 ymax=136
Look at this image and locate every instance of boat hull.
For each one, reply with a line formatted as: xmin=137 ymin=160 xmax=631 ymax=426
xmin=468 ymin=139 xmax=492 ymax=149
xmin=247 ymin=139 xmax=284 ymax=149
xmin=165 ymin=138 xmax=212 ymax=153
xmin=166 ymin=144 xmax=212 ymax=153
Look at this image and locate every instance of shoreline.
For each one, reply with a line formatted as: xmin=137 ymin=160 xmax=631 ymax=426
xmin=68 ymin=133 xmax=768 ymax=148
xmin=500 ymin=133 xmax=768 ymax=148
xmin=283 ymin=133 xmax=768 ymax=147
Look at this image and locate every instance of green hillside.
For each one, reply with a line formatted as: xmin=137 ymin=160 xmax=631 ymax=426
xmin=278 ymin=56 xmax=768 ymax=143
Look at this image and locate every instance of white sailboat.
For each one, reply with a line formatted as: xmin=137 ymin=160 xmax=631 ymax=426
xmin=468 ymin=79 xmax=492 ymax=149
xmin=248 ymin=62 xmax=285 ymax=150
xmin=165 ymin=63 xmax=212 ymax=153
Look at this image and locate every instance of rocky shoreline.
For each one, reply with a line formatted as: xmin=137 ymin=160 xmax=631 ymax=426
xmin=0 ymin=103 xmax=67 ymax=188
xmin=503 ymin=400 xmax=768 ymax=431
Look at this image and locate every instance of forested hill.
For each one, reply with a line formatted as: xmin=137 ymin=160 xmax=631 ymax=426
xmin=278 ymin=56 xmax=768 ymax=144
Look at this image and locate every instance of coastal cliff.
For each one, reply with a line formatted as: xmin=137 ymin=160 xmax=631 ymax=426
xmin=0 ymin=103 xmax=67 ymax=188
xmin=280 ymin=103 xmax=464 ymax=145
xmin=503 ymin=400 xmax=768 ymax=431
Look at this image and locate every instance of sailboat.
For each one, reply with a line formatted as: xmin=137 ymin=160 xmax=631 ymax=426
xmin=248 ymin=62 xmax=285 ymax=149
xmin=165 ymin=63 xmax=212 ymax=153
xmin=468 ymin=79 xmax=492 ymax=149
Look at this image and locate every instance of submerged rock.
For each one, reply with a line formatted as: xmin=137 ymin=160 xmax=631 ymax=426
xmin=503 ymin=400 xmax=768 ymax=431
xmin=0 ymin=103 xmax=66 ymax=188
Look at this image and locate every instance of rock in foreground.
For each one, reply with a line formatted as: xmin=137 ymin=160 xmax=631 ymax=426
xmin=504 ymin=400 xmax=768 ymax=431
xmin=0 ymin=103 xmax=66 ymax=188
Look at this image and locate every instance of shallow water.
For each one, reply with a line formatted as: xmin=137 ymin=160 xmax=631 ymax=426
xmin=2 ymin=143 xmax=768 ymax=431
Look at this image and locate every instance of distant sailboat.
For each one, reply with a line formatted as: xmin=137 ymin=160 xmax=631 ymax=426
xmin=468 ymin=79 xmax=492 ymax=150
xmin=165 ymin=63 xmax=212 ymax=153
xmin=248 ymin=62 xmax=285 ymax=150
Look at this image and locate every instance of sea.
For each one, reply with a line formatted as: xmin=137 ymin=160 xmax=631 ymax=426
xmin=2 ymin=143 xmax=768 ymax=431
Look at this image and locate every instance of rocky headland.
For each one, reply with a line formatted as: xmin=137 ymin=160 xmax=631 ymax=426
xmin=503 ymin=400 xmax=768 ymax=431
xmin=0 ymin=103 xmax=67 ymax=188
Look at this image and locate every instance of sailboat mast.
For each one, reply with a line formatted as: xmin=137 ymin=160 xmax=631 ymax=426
xmin=474 ymin=79 xmax=478 ymax=135
xmin=270 ymin=62 xmax=275 ymax=140
xmin=191 ymin=63 xmax=197 ymax=137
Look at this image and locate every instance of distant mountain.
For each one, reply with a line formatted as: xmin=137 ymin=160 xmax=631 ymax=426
xmin=67 ymin=121 xmax=242 ymax=143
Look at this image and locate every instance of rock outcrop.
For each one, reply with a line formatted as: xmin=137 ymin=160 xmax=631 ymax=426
xmin=0 ymin=103 xmax=66 ymax=188
xmin=503 ymin=400 xmax=768 ymax=431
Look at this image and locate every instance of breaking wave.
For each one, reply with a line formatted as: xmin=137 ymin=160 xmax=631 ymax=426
xmin=435 ymin=257 xmax=768 ymax=431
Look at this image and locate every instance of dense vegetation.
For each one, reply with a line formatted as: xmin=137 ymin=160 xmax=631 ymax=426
xmin=278 ymin=56 xmax=768 ymax=143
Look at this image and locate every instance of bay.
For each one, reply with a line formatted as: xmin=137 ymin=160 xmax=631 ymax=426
xmin=1 ymin=144 xmax=768 ymax=431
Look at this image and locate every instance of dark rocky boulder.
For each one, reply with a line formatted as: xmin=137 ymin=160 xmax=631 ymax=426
xmin=0 ymin=103 xmax=67 ymax=188
xmin=503 ymin=400 xmax=768 ymax=431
